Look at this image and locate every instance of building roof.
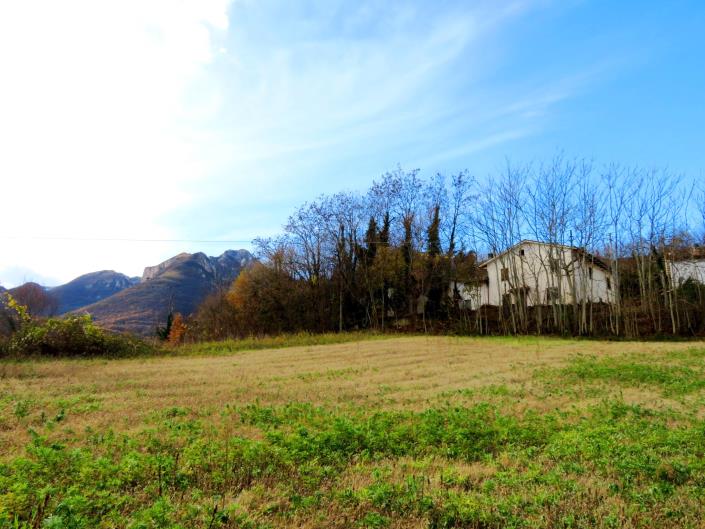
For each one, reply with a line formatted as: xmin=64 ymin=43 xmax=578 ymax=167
xmin=479 ymin=239 xmax=610 ymax=271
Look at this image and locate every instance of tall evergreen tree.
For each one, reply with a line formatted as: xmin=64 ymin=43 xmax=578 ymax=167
xmin=427 ymin=205 xmax=441 ymax=257
xmin=379 ymin=212 xmax=390 ymax=246
xmin=365 ymin=216 xmax=378 ymax=262
xmin=425 ymin=205 xmax=445 ymax=316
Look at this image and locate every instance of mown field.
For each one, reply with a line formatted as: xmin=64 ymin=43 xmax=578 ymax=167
xmin=2 ymin=336 xmax=705 ymax=528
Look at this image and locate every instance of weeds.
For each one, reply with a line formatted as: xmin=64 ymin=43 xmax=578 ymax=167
xmin=2 ymin=398 xmax=705 ymax=528
xmin=554 ymin=353 xmax=705 ymax=396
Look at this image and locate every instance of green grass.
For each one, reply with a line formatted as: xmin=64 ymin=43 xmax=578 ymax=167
xmin=3 ymin=339 xmax=705 ymax=528
xmin=552 ymin=350 xmax=705 ymax=397
xmin=3 ymin=399 xmax=705 ymax=528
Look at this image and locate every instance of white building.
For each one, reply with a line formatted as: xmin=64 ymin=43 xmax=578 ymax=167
xmin=453 ymin=240 xmax=614 ymax=310
xmin=667 ymin=259 xmax=705 ymax=286
xmin=665 ymin=245 xmax=705 ymax=287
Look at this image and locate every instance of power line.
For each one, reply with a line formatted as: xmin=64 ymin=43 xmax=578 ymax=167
xmin=0 ymin=236 xmax=254 ymax=243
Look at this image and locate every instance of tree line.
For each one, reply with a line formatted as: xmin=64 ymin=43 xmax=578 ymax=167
xmin=185 ymin=157 xmax=705 ymax=339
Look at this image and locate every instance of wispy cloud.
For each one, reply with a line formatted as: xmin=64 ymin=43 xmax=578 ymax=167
xmin=189 ymin=2 xmax=567 ymax=193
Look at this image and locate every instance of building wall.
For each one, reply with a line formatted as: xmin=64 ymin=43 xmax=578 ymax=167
xmin=670 ymin=260 xmax=705 ymax=285
xmin=482 ymin=242 xmax=613 ymax=307
xmin=449 ymin=281 xmax=488 ymax=310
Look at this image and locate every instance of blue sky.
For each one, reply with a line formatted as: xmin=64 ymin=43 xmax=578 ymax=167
xmin=1 ymin=0 xmax=703 ymax=286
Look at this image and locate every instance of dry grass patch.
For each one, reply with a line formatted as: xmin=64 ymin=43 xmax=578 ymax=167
xmin=1 ymin=336 xmax=702 ymax=457
xmin=3 ymin=335 xmax=705 ymax=528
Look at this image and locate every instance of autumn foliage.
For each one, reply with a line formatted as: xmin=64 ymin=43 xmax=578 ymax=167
xmin=167 ymin=313 xmax=187 ymax=346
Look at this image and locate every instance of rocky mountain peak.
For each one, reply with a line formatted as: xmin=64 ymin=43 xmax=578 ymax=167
xmin=76 ymin=249 xmax=254 ymax=335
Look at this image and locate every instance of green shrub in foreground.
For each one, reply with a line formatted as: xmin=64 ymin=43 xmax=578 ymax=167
xmin=2 ymin=315 xmax=156 ymax=358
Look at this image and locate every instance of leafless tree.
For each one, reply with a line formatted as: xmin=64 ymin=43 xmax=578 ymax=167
xmin=472 ymin=161 xmax=528 ymax=333
xmin=10 ymin=283 xmax=58 ymax=317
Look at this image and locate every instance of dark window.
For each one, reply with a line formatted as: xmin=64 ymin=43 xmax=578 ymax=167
xmin=546 ymin=287 xmax=560 ymax=304
xmin=588 ymin=268 xmax=593 ymax=279
xmin=549 ymin=258 xmax=561 ymax=274
xmin=519 ymin=249 xmax=525 ymax=256
xmin=503 ymin=287 xmax=530 ymax=307
xmin=501 ymin=267 xmax=509 ymax=281
xmin=606 ymin=277 xmax=612 ymax=290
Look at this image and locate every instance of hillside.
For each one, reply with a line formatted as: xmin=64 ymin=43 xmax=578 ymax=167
xmin=77 ymin=250 xmax=252 ymax=335
xmin=50 ymin=270 xmax=139 ymax=314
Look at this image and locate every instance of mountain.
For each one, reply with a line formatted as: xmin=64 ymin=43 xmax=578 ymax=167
xmin=2 ymin=272 xmax=137 ymax=315
xmin=76 ymin=250 xmax=253 ymax=335
xmin=50 ymin=271 xmax=140 ymax=314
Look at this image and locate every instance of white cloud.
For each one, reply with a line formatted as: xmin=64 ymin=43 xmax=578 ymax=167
xmin=0 ymin=0 xmax=233 ymax=284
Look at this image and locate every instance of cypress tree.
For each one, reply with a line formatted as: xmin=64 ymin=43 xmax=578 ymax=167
xmin=379 ymin=212 xmax=390 ymax=246
xmin=427 ymin=205 xmax=441 ymax=257
xmin=365 ymin=216 xmax=378 ymax=262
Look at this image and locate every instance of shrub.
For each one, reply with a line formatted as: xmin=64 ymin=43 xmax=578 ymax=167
xmin=167 ymin=313 xmax=186 ymax=346
xmin=2 ymin=314 xmax=156 ymax=358
xmin=185 ymin=291 xmax=240 ymax=341
xmin=0 ymin=292 xmax=30 ymax=337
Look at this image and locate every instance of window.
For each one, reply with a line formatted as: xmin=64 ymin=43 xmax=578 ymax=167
xmin=501 ymin=267 xmax=509 ymax=281
xmin=588 ymin=267 xmax=593 ymax=279
xmin=549 ymin=258 xmax=561 ymax=274
xmin=519 ymin=249 xmax=525 ymax=256
xmin=503 ymin=287 xmax=530 ymax=307
xmin=546 ymin=287 xmax=560 ymax=304
xmin=606 ymin=277 xmax=612 ymax=290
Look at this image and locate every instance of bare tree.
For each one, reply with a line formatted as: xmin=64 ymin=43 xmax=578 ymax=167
xmin=10 ymin=283 xmax=58 ymax=317
xmin=472 ymin=161 xmax=528 ymax=333
xmin=317 ymin=192 xmax=364 ymax=332
xmin=602 ymin=164 xmax=635 ymax=335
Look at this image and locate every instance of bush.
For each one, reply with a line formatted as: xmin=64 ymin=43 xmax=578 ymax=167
xmin=2 ymin=314 xmax=157 ymax=358
xmin=0 ymin=292 xmax=30 ymax=337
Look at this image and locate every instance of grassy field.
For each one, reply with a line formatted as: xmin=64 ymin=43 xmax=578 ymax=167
xmin=2 ymin=336 xmax=705 ymax=528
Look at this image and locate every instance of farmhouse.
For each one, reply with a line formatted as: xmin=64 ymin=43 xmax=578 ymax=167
xmin=454 ymin=240 xmax=614 ymax=310
xmin=666 ymin=246 xmax=705 ymax=286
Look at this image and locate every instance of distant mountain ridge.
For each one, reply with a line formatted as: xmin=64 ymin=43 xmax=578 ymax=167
xmin=50 ymin=271 xmax=140 ymax=314
xmin=76 ymin=250 xmax=253 ymax=335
